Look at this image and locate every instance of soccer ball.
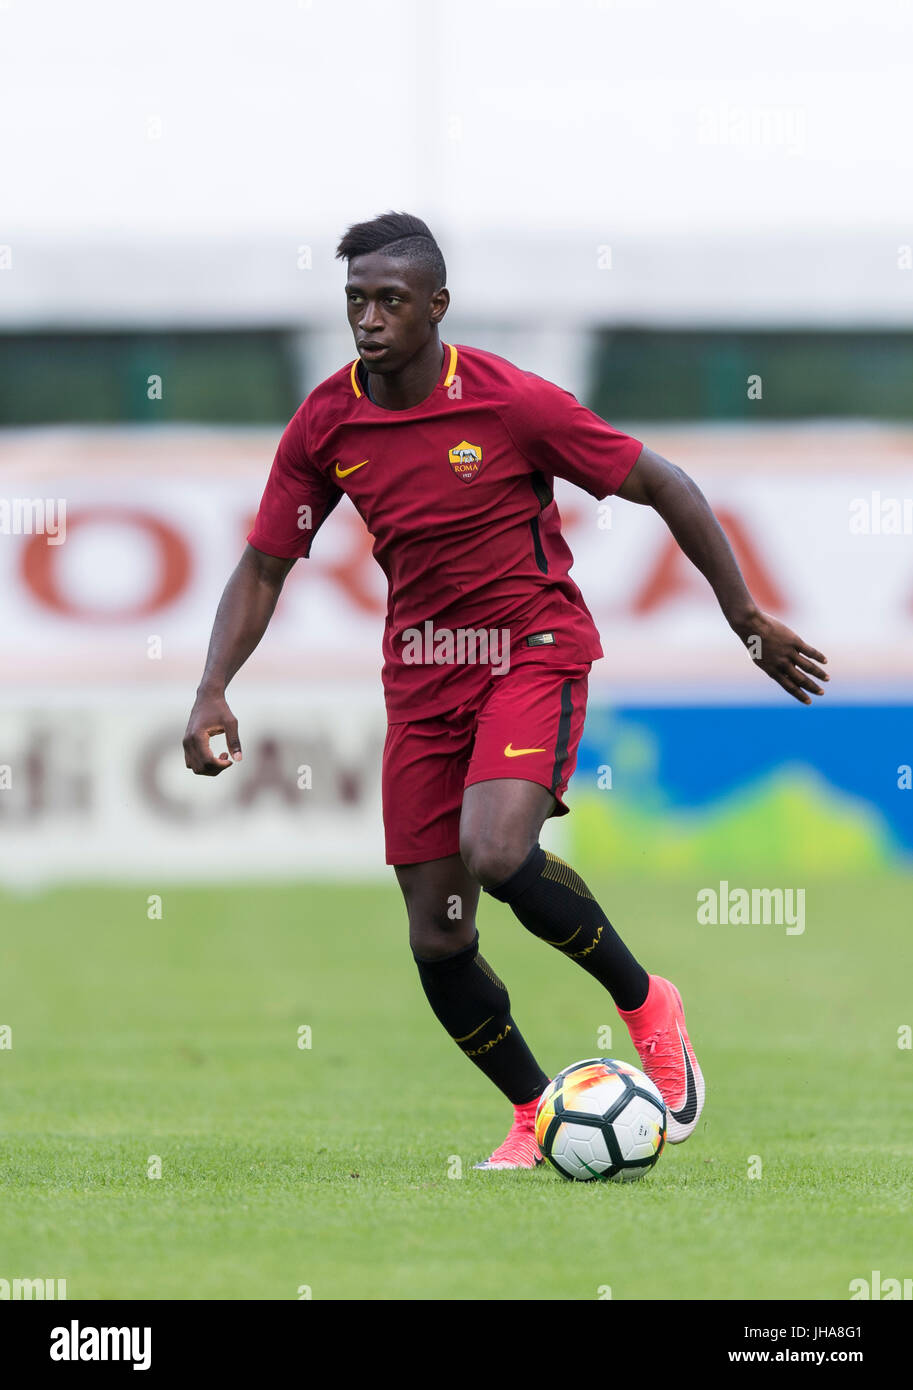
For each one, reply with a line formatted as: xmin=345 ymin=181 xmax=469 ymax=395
xmin=535 ymin=1057 xmax=666 ymax=1181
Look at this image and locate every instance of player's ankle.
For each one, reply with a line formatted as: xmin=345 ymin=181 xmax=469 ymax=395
xmin=616 ymin=973 xmax=661 ymax=1021
xmin=513 ymin=1093 xmax=542 ymax=1121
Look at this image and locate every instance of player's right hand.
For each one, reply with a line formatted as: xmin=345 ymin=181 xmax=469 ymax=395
xmin=183 ymin=695 xmax=242 ymax=775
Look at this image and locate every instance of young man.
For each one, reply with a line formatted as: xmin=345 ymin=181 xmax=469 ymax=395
xmin=183 ymin=212 xmax=829 ymax=1169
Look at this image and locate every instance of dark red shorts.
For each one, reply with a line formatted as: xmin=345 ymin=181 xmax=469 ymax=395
xmin=382 ymin=660 xmax=590 ymax=865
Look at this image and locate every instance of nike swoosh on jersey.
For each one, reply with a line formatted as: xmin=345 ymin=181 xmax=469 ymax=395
xmin=669 ymin=1023 xmax=698 ymax=1125
xmin=335 ymin=459 xmax=369 ymax=477
xmin=503 ymin=743 xmax=547 ymax=757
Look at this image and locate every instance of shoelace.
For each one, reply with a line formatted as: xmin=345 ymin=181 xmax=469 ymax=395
xmin=636 ymin=1026 xmax=684 ymax=1102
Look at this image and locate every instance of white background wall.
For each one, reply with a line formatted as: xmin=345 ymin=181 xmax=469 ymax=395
xmin=1 ymin=0 xmax=911 ymax=325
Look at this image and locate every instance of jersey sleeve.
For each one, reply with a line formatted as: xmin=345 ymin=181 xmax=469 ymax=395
xmin=504 ymin=373 xmax=643 ymax=500
xmin=246 ymin=407 xmax=342 ymax=559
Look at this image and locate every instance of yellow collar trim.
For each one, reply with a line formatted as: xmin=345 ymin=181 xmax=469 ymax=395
xmin=349 ymin=343 xmax=457 ymax=399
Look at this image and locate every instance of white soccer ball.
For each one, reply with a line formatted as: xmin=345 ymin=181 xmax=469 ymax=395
xmin=535 ymin=1057 xmax=667 ymax=1181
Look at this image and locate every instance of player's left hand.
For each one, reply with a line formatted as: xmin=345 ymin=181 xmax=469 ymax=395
xmin=736 ymin=612 xmax=829 ymax=705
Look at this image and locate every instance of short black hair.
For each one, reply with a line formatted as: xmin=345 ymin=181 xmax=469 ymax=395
xmin=335 ymin=211 xmax=446 ymax=290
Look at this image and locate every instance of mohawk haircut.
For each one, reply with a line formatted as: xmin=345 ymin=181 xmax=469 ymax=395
xmin=335 ymin=211 xmax=446 ymax=291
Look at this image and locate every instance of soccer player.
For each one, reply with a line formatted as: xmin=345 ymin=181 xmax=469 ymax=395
xmin=183 ymin=212 xmax=829 ymax=1169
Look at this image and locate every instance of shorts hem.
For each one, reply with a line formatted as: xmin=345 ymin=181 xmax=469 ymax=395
xmin=385 ymin=839 xmax=462 ymax=867
xmin=463 ymin=769 xmax=571 ymax=816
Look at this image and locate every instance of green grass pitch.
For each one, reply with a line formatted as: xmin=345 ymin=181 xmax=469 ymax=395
xmin=1 ymin=873 xmax=911 ymax=1300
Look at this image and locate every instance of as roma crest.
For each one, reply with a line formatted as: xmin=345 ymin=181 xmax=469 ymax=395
xmin=448 ymin=439 xmax=483 ymax=484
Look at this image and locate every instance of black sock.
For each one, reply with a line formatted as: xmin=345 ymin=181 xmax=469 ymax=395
xmin=413 ymin=931 xmax=549 ymax=1105
xmin=486 ymin=845 xmax=649 ymax=1011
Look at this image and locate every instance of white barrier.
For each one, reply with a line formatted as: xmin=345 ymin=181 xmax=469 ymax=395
xmin=1 ymin=422 xmax=911 ymax=882
xmin=1 ymin=422 xmax=910 ymax=695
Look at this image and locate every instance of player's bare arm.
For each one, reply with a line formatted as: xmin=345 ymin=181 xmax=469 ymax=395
xmin=183 ymin=544 xmax=295 ymax=775
xmin=616 ymin=445 xmax=830 ymax=705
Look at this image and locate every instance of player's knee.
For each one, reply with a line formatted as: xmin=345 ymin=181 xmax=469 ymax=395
xmin=460 ymin=833 xmax=530 ymax=891
xmin=409 ymin=917 xmax=475 ymax=960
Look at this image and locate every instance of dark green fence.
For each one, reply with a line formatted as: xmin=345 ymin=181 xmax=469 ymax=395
xmin=589 ymin=330 xmax=913 ymax=421
xmin=0 ymin=331 xmax=299 ymax=426
xmin=1 ymin=328 xmax=910 ymax=425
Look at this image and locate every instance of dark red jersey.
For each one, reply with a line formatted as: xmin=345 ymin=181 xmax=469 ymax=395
xmin=247 ymin=342 xmax=642 ymax=721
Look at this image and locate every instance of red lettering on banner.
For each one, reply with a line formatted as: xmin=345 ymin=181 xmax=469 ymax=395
xmin=629 ymin=508 xmax=786 ymax=615
xmin=21 ymin=508 xmax=192 ymax=621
